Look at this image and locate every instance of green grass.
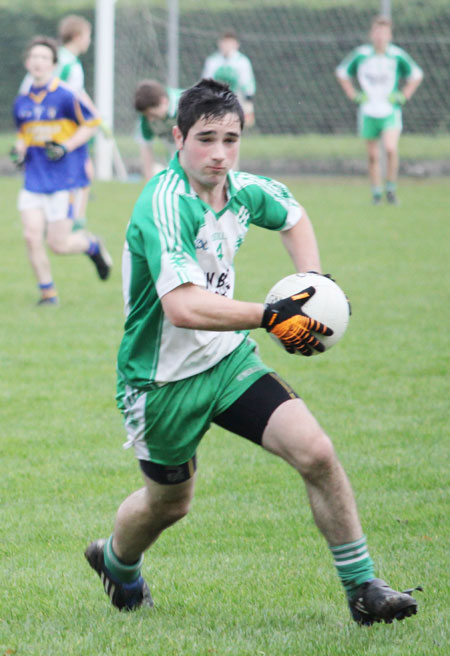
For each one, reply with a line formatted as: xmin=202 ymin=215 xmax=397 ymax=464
xmin=1 ymin=174 xmax=449 ymax=655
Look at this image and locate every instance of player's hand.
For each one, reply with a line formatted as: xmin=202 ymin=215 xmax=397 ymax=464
xmin=44 ymin=141 xmax=67 ymax=161
xmin=307 ymin=271 xmax=352 ymax=315
xmin=261 ymin=287 xmax=333 ymax=356
xmin=9 ymin=146 xmax=25 ymax=168
xmin=307 ymin=271 xmax=336 ymax=282
xmin=388 ymin=91 xmax=406 ymax=105
xmin=353 ymin=91 xmax=368 ymax=104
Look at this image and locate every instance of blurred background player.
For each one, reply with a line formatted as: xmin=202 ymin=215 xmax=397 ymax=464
xmin=202 ymin=28 xmax=256 ymax=127
xmin=134 ymin=79 xmax=183 ymax=180
xmin=55 ymin=14 xmax=98 ymax=228
xmin=19 ymin=15 xmax=100 ymax=228
xmin=12 ymin=36 xmax=112 ymax=306
xmin=335 ymin=15 xmax=423 ymax=205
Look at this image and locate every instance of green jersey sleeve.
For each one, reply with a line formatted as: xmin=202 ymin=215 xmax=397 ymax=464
xmin=130 ymin=174 xmax=206 ymax=299
xmin=394 ymin=46 xmax=423 ymax=80
xmin=336 ymin=45 xmax=370 ymax=79
xmin=233 ymin=173 xmax=302 ymax=231
xmin=139 ymin=115 xmax=154 ymax=141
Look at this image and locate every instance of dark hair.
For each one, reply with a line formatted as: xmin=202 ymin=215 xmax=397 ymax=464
xmin=371 ymin=15 xmax=392 ymax=29
xmin=220 ymin=29 xmax=238 ymax=41
xmin=25 ymin=35 xmax=58 ymax=64
xmin=134 ymin=79 xmax=167 ymax=112
xmin=177 ymin=78 xmax=244 ymax=139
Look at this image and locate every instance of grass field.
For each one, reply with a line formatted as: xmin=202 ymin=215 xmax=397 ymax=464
xmin=1 ymin=173 xmax=449 ymax=655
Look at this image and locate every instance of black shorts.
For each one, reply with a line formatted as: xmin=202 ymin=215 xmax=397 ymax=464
xmin=139 ymin=372 xmax=299 ymax=484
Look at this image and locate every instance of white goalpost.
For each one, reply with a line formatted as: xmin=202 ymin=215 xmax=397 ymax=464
xmin=94 ymin=0 xmax=179 ymax=181
xmin=94 ymin=0 xmax=115 ymax=180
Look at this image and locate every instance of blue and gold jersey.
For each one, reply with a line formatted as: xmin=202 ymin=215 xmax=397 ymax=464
xmin=13 ymin=78 xmax=100 ymax=193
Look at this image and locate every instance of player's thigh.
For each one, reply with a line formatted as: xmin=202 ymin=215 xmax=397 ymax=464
xmin=262 ymin=397 xmax=330 ymax=472
xmin=46 ymin=217 xmax=74 ymax=249
xmin=214 ymin=372 xmax=330 ymax=473
xmin=213 ymin=371 xmax=298 ymax=445
xmin=382 ymin=127 xmax=401 ymax=153
xmin=20 ymin=207 xmax=46 ymax=238
xmin=18 ymin=191 xmax=46 ymax=236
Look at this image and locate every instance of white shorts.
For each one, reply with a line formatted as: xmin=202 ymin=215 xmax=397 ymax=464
xmin=18 ymin=189 xmax=83 ymax=223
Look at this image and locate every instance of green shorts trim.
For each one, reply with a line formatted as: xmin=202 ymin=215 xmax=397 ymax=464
xmin=116 ymin=338 xmax=272 ymax=466
xmin=359 ymin=108 xmax=402 ymax=139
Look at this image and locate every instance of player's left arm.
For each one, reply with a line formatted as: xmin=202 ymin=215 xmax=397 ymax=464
xmin=393 ymin=52 xmax=424 ymax=103
xmin=400 ymin=75 xmax=423 ymax=102
xmin=280 ymin=211 xmax=322 ymax=274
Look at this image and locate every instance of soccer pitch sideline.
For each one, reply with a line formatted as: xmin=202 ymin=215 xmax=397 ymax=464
xmin=1 ymin=175 xmax=448 ymax=656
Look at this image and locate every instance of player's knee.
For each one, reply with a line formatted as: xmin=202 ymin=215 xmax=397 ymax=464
xmin=23 ymin=226 xmax=43 ymax=248
xmin=294 ymin=432 xmax=336 ymax=480
xmin=154 ymin=497 xmax=191 ymax=529
xmin=384 ymin=144 xmax=397 ymax=158
xmin=47 ymin=236 xmax=68 ymax=254
xmin=368 ymin=150 xmax=379 ymax=166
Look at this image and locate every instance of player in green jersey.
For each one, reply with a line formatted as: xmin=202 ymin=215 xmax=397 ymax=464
xmin=134 ymin=79 xmax=183 ymax=180
xmin=202 ymin=29 xmax=256 ymax=127
xmin=85 ymin=79 xmax=420 ymax=624
xmin=336 ymin=15 xmax=423 ymax=204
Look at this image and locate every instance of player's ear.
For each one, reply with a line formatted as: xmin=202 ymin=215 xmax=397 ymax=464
xmin=173 ymin=125 xmax=184 ymax=149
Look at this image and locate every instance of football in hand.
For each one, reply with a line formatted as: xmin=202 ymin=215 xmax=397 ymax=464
xmin=265 ymin=272 xmax=351 ymax=355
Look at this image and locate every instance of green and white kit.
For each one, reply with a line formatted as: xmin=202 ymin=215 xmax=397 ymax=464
xmin=336 ymin=43 xmax=423 ymax=130
xmin=118 ymin=153 xmax=302 ymax=388
xmin=57 ymin=46 xmax=85 ymax=92
xmin=116 ymin=153 xmax=302 ymax=463
xmin=202 ymin=51 xmax=256 ymax=100
xmin=136 ymin=87 xmax=183 ymax=144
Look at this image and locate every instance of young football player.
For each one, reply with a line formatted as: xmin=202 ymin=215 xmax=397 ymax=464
xmin=336 ymin=15 xmax=423 ymax=204
xmin=12 ymin=36 xmax=112 ymax=305
xmin=85 ymin=79 xmax=420 ymax=625
xmin=134 ymin=79 xmax=183 ymax=180
xmin=202 ymin=28 xmax=256 ymax=127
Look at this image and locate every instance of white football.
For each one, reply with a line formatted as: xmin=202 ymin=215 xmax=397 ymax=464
xmin=264 ymin=272 xmax=350 ymax=355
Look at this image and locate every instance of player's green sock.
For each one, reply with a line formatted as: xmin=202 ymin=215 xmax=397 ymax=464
xmin=371 ymin=186 xmax=382 ymax=202
xmin=330 ymin=536 xmax=375 ymax=598
xmin=72 ymin=216 xmax=87 ymax=231
xmin=385 ymin=181 xmax=397 ymax=193
xmin=104 ymin=535 xmax=143 ymax=583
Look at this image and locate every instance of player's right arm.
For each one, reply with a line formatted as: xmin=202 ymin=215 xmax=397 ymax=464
xmin=336 ymin=76 xmax=360 ymax=102
xmin=335 ymin=47 xmax=366 ymax=102
xmin=161 ymin=283 xmax=264 ymax=331
xmin=161 ymin=283 xmax=331 ymax=356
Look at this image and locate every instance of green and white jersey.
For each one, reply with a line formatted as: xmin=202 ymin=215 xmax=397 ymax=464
xmin=136 ymin=87 xmax=183 ymax=144
xmin=57 ymin=46 xmax=84 ymax=93
xmin=118 ymin=154 xmax=302 ymax=388
xmin=336 ymin=43 xmax=423 ymax=118
xmin=202 ymin=51 xmax=256 ymax=100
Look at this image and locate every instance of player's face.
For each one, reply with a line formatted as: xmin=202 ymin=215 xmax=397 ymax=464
xmin=77 ymin=27 xmax=92 ymax=54
xmin=219 ymin=37 xmax=239 ymax=57
xmin=370 ymin=24 xmax=392 ymax=52
xmin=174 ymin=113 xmax=241 ymax=190
xmin=144 ymin=97 xmax=169 ymax=121
xmin=25 ymin=45 xmax=56 ymax=85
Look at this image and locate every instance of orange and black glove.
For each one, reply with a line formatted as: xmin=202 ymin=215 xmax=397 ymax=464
xmin=261 ymin=286 xmax=333 ymax=356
